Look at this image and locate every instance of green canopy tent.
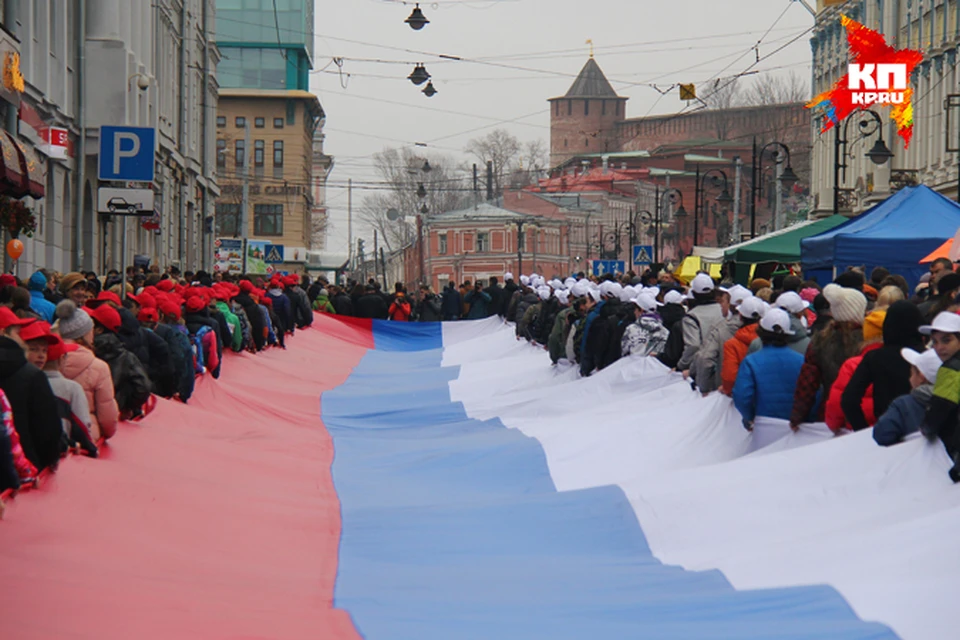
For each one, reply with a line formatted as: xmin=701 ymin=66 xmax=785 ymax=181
xmin=723 ymin=215 xmax=847 ymax=284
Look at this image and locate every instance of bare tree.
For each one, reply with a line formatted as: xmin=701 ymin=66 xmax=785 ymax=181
xmin=702 ymin=77 xmax=742 ymax=140
xmin=746 ymin=71 xmax=809 ymax=106
xmin=358 ymin=147 xmax=469 ymax=254
xmin=465 ymin=129 xmax=522 ymax=196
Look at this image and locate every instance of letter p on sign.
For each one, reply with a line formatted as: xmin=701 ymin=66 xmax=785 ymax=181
xmin=113 ymin=132 xmax=140 ymax=175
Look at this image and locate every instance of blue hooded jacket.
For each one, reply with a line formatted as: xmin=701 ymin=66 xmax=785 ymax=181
xmin=27 ymin=272 xmax=56 ymax=323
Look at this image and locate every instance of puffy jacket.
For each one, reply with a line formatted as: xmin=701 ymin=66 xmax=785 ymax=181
xmin=418 ymin=294 xmax=442 ymax=322
xmin=234 ymin=292 xmax=266 ymax=351
xmin=312 ymin=294 xmax=336 ymax=314
xmin=388 ymin=297 xmax=412 ymax=321
xmin=621 ymin=314 xmax=670 ymax=357
xmin=513 ymin=291 xmax=538 ymax=326
xmin=154 ymin=323 xmax=194 ymax=403
xmin=59 ymin=344 xmax=119 ymax=441
xmin=93 ymin=332 xmax=152 ymax=416
xmin=824 ymin=342 xmax=880 ymax=433
xmin=288 ymin=286 xmax=313 ymax=328
xmin=214 ymin=301 xmax=244 ymax=352
xmin=874 ymin=384 xmax=932 ymax=446
xmin=696 ymin=313 xmax=740 ymax=394
xmin=332 ymin=292 xmax=354 ymax=317
xmin=677 ymin=300 xmax=724 ymax=372
xmin=464 ymin=289 xmax=492 ymax=320
xmin=266 ymin=288 xmax=293 ymax=333
xmin=748 ymin=314 xmax=810 ymax=356
xmin=549 ymin=306 xmax=576 ymax=364
xmin=733 ymin=345 xmax=805 ymax=423
xmin=721 ymin=323 xmax=760 ymax=395
xmin=27 ymin=272 xmax=56 ymax=322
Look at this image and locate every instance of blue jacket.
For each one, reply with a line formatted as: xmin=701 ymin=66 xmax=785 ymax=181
xmin=464 ymin=289 xmax=491 ymax=319
xmin=873 ymin=385 xmax=932 ymax=446
xmin=27 ymin=272 xmax=55 ymax=323
xmin=733 ymin=345 xmax=805 ymax=422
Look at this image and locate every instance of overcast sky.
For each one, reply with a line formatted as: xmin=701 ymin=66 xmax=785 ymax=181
xmin=311 ymin=0 xmax=816 ymax=254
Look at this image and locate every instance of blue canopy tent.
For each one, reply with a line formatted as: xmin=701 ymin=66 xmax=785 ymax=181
xmin=801 ymin=185 xmax=960 ymax=288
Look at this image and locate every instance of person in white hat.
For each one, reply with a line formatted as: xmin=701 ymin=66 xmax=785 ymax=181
xmin=547 ymin=290 xmax=579 ymax=365
xmin=676 ymin=273 xmax=725 ymax=385
xmin=746 ymin=291 xmax=811 ymax=357
xmin=692 ymin=284 xmax=748 ymax=395
xmin=508 ymin=279 xmax=540 ymax=330
xmin=579 ymin=280 xmax=624 ymax=376
xmin=719 ymin=297 xmax=767 ymax=396
xmin=873 ymin=347 xmax=941 ymax=446
xmin=621 ymin=294 xmax=669 ymax=358
xmin=919 ymin=310 xmax=960 ymax=482
xmin=732 ymin=308 xmax=806 ymax=431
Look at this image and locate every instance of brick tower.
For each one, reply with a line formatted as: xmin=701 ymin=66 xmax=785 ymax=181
xmin=548 ymin=57 xmax=628 ymax=168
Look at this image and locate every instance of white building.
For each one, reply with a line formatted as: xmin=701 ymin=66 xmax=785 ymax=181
xmin=311 ymin=126 xmax=333 ymax=251
xmin=3 ymin=0 xmax=218 ymax=275
xmin=811 ymin=0 xmax=960 ymax=216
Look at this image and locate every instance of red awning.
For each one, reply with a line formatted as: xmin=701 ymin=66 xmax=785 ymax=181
xmin=0 ymin=131 xmax=43 ymax=199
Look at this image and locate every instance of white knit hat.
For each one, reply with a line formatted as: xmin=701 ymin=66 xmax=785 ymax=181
xmin=822 ymin=283 xmax=867 ymax=324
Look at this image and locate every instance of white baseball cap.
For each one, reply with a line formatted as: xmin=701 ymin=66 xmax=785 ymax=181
xmin=588 ymin=288 xmax=602 ymax=302
xmin=504 ymin=272 xmax=514 ymax=281
xmin=901 ymin=347 xmax=943 ymax=384
xmin=726 ymin=284 xmax=752 ymax=306
xmin=774 ymin=291 xmax=807 ymax=314
xmin=663 ymin=290 xmax=685 ymax=305
xmin=920 ymin=311 xmax=960 ymax=335
xmin=599 ymin=281 xmax=622 ymax=298
xmin=571 ymin=281 xmax=589 ymax=297
xmin=537 ymin=286 xmax=551 ymax=301
xmin=520 ymin=275 xmax=530 ymax=286
xmin=691 ymin=273 xmax=715 ymax=294
xmin=737 ymin=297 xmax=767 ymax=320
xmin=618 ymin=287 xmax=635 ymax=303
xmin=555 ymin=290 xmax=570 ymax=305
xmin=633 ymin=293 xmax=662 ymax=312
xmin=759 ymin=308 xmax=795 ymax=335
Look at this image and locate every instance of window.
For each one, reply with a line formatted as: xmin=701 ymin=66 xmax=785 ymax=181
xmin=254 ymin=204 xmax=283 ymax=236
xmin=254 ymin=140 xmax=265 ymax=167
xmin=235 ymin=116 xmax=246 ymax=128
xmin=216 ymin=115 xmax=226 ymax=128
xmin=255 ymin=117 xmax=265 ymax=128
xmin=601 ymin=100 xmax=606 ymax=116
xmin=286 ymin=100 xmax=296 ymax=124
xmin=216 ymin=203 xmax=240 ymax=237
xmin=273 ymin=140 xmax=284 ymax=167
xmin=476 ymin=232 xmax=488 ymax=252
xmin=567 ymin=99 xmax=572 ymax=115
xmin=584 ymin=100 xmax=589 ymax=116
xmin=439 ymin=233 xmax=447 ymax=254
xmin=273 ymin=117 xmax=284 ymax=128
xmin=235 ymin=140 xmax=245 ymax=171
xmin=216 ymin=139 xmax=226 ymax=168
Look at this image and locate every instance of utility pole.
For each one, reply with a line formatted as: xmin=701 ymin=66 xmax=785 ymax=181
xmin=473 ymin=163 xmax=479 ymax=209
xmin=732 ymin=156 xmax=743 ymax=244
xmin=775 ymin=157 xmax=784 ymax=231
xmin=486 ymin=160 xmax=494 ymax=202
xmin=750 ymin=137 xmax=758 ymax=239
xmin=240 ymin=121 xmax=251 ymax=272
xmin=347 ymin=178 xmax=353 ymax=268
xmin=517 ymin=219 xmax=525 ymax=276
xmin=373 ymin=228 xmax=380 ymax=286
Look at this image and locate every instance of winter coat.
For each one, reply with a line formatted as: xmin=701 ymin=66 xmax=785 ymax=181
xmin=45 ymin=370 xmax=94 ymax=448
xmin=94 ymin=332 xmax=152 ymax=416
xmin=214 ymin=301 xmax=244 ymax=352
xmin=501 ymin=282 xmax=519 ymax=317
xmin=549 ymin=306 xmax=576 ymax=363
xmin=121 ymin=308 xmax=174 ymax=396
xmin=733 ymin=345 xmax=805 ymax=423
xmin=155 ymin=323 xmax=195 ymax=403
xmin=332 ymin=292 xmax=354 ymax=317
xmin=923 ymin=351 xmax=960 ymax=457
xmin=513 ymin=292 xmax=539 ymax=330
xmin=659 ymin=302 xmax=686 ymax=331
xmin=388 ymin=297 xmax=412 ymax=321
xmin=0 ymin=336 xmax=63 ymax=471
xmin=417 ymin=293 xmax=443 ymax=322
xmin=721 ymin=323 xmax=760 ymax=396
xmin=840 ymin=300 xmax=925 ymax=432
xmin=27 ymin=272 xmax=56 ymax=323
xmin=874 ymin=384 xmax=932 ymax=446
xmin=581 ymin=299 xmax=624 ymax=376
xmin=289 ymin=286 xmax=313 ymax=328
xmin=621 ymin=313 xmax=670 ymax=357
xmin=234 ymin=292 xmax=266 ymax=351
xmin=464 ymin=289 xmax=492 ymax=320
xmin=59 ymin=344 xmax=119 ymax=441
xmin=518 ymin=302 xmax=541 ymax=341
xmin=824 ymin=343 xmax=881 ymax=433
xmin=677 ymin=300 xmax=724 ymax=372
xmin=484 ymin=284 xmax=503 ymax=317
xmin=355 ymin=293 xmax=389 ymax=319
xmin=0 ymin=388 xmax=38 ymax=490
xmin=533 ymin=298 xmax=560 ymax=345
xmin=696 ymin=313 xmax=741 ymax=394
xmin=790 ymin=320 xmax=863 ymax=425
xmin=441 ymin=287 xmax=462 ymax=320
xmin=312 ymin=294 xmax=336 ymax=314
xmin=266 ymin=288 xmax=293 ymax=334
xmin=747 ymin=315 xmax=811 ymax=356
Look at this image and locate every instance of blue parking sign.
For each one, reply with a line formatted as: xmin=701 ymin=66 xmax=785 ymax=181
xmin=99 ymin=126 xmax=156 ymax=182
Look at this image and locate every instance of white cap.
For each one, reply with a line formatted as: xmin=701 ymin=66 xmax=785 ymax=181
xmin=643 ymin=286 xmax=661 ymax=297
xmin=663 ymin=290 xmax=685 ymax=305
xmin=599 ymin=281 xmax=622 ymax=298
xmin=759 ymin=308 xmax=796 ymax=335
xmin=618 ymin=287 xmax=635 ymax=303
xmin=691 ymin=273 xmax=715 ymax=294
xmin=537 ymin=286 xmax=551 ymax=301
xmin=571 ymin=281 xmax=589 ymax=297
xmin=504 ymin=272 xmax=514 ymax=281
xmin=564 ymin=277 xmax=577 ymax=288
xmin=520 ymin=275 xmax=530 ymax=286
xmin=774 ymin=291 xmax=807 ymax=314
xmin=727 ymin=285 xmax=752 ymax=306
xmin=555 ymin=290 xmax=570 ymax=305
xmin=901 ymin=348 xmax=942 ymax=384
xmin=737 ymin=297 xmax=767 ymax=320
xmin=633 ymin=293 xmax=662 ymax=312
xmin=588 ymin=288 xmax=602 ymax=302
xmin=549 ymin=279 xmax=564 ymax=290
xmin=920 ymin=311 xmax=960 ymax=335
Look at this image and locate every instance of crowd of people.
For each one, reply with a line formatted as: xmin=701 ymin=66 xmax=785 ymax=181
xmin=439 ymin=263 xmax=960 ymax=483
xmin=0 ymin=265 xmax=322 ymax=512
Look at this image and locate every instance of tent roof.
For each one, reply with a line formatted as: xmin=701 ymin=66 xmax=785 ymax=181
xmin=921 ymin=238 xmax=952 ymax=263
xmin=724 ymin=215 xmax=847 ymax=264
xmin=802 ymin=185 xmax=960 ymax=273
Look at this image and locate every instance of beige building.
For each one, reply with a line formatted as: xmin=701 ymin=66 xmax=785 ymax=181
xmin=215 ymin=88 xmax=325 ymax=270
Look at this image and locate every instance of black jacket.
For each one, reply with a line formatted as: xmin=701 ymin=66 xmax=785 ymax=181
xmin=533 ymin=298 xmax=560 ymax=345
xmin=0 ymin=337 xmax=62 ymax=472
xmin=332 ymin=292 xmax=353 ymax=317
xmin=288 ymin=286 xmax=313 ymax=328
xmin=418 ymin=293 xmax=443 ymax=322
xmin=119 ymin=308 xmax=175 ymax=394
xmin=841 ymin=301 xmax=924 ymax=431
xmin=484 ymin=284 xmax=503 ymax=318
xmin=234 ymin=292 xmax=266 ymax=351
xmin=501 ymin=282 xmax=519 ymax=316
xmin=94 ymin=331 xmax=152 ymax=415
xmin=154 ymin=323 xmax=194 ymax=402
xmin=441 ymin=288 xmax=461 ymax=320
xmin=0 ymin=423 xmax=19 ymax=491
xmin=355 ymin=293 xmax=388 ymax=319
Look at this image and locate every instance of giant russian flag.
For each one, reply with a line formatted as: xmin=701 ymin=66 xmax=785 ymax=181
xmin=1 ymin=314 xmax=957 ymax=638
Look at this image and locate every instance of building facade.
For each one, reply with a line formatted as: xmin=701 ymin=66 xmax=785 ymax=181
xmin=810 ymin=0 xmax=960 ymax=216
xmin=214 ymin=90 xmax=325 ymax=270
xmin=2 ymin=0 xmax=218 ymax=275
xmin=311 ymin=126 xmax=333 ymax=251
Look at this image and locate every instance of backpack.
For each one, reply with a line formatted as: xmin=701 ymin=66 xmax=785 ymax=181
xmin=658 ymin=314 xmax=698 ymax=370
xmin=111 ymin=350 xmax=153 ymax=416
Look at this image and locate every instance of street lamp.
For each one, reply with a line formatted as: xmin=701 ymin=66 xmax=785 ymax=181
xmin=404 ymin=3 xmax=429 ymax=30
xmin=749 ymin=140 xmax=798 ymax=238
xmin=833 ymin=108 xmax=893 ymax=214
xmin=694 ymin=166 xmax=732 ymax=247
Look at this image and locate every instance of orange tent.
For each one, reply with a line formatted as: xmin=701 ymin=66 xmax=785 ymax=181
xmin=921 ymin=238 xmax=953 ymax=263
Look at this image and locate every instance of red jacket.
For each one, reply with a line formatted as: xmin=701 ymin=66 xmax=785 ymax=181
xmin=388 ymin=298 xmax=412 ymax=322
xmin=721 ymin=323 xmax=759 ymax=395
xmin=825 ymin=342 xmax=879 ymax=432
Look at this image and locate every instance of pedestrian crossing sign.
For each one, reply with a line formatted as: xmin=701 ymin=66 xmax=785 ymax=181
xmin=632 ymin=244 xmax=653 ymax=265
xmin=264 ymin=244 xmax=285 ymax=264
